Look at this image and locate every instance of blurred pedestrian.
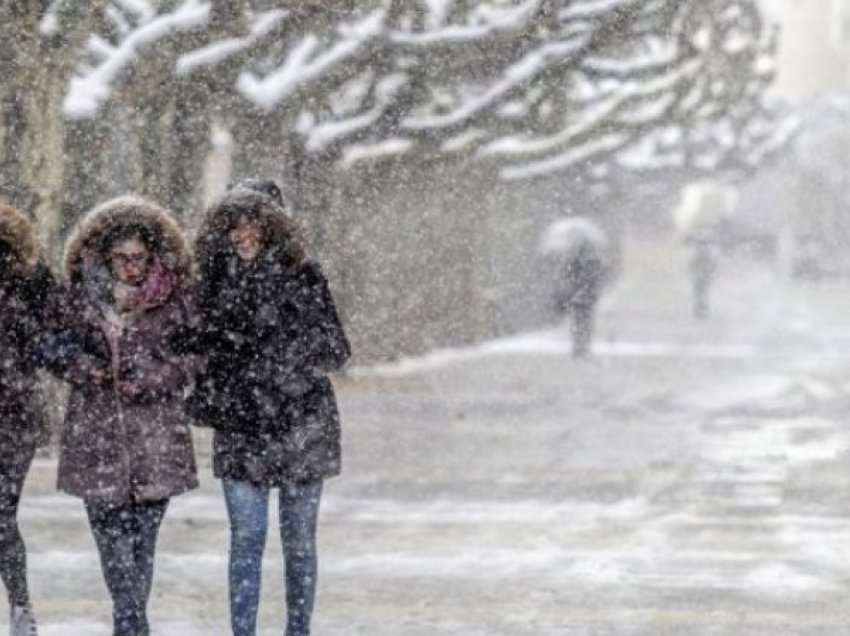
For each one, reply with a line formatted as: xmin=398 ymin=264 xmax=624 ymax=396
xmin=0 ymin=202 xmax=55 ymax=636
xmin=187 ymin=185 xmax=350 ymax=636
xmin=543 ymin=217 xmax=610 ymax=357
xmin=688 ymin=239 xmax=717 ymax=320
xmin=48 ymin=196 xmax=198 ymax=636
xmin=672 ymin=179 xmax=734 ymax=321
xmin=556 ymin=242 xmax=608 ymax=357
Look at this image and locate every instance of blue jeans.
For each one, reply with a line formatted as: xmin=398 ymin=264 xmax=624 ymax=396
xmin=222 ymin=479 xmax=323 ymax=636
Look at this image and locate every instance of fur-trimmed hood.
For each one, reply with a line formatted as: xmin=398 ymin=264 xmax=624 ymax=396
xmin=63 ymin=195 xmax=192 ymax=283
xmin=195 ymin=190 xmax=306 ymax=272
xmin=0 ymin=201 xmax=39 ymax=272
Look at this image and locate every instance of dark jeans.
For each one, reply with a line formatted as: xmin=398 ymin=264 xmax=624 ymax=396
xmin=84 ymin=498 xmax=169 ymax=636
xmin=223 ymin=479 xmax=323 ymax=636
xmin=568 ymin=301 xmax=596 ymax=357
xmin=693 ymin=277 xmax=711 ymax=320
xmin=0 ymin=443 xmax=35 ymax=607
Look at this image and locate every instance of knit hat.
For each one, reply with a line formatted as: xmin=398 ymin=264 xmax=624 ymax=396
xmin=228 ymin=178 xmax=285 ymax=209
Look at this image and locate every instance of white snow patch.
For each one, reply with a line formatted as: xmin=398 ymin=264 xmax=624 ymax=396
xmin=583 ymin=42 xmax=678 ymax=77
xmin=403 ymin=38 xmax=589 ymax=131
xmin=702 ymin=418 xmax=848 ymax=465
xmin=539 ymin=216 xmax=609 ymax=256
xmin=306 ymin=111 xmax=380 ymax=152
xmin=323 ymin=496 xmax=649 ymax=526
xmin=327 ymin=70 xmax=374 ymax=116
xmin=210 ymin=121 xmax=232 ymax=150
xmin=677 ymin=375 xmax=794 ymax=411
xmin=671 ymin=179 xmax=737 ymax=236
xmin=64 ymin=0 xmax=212 ymax=119
xmin=352 ymin=329 xmax=761 ymax=378
xmin=743 ymin=563 xmax=833 ymax=594
xmin=330 ymin=546 xmax=567 ymax=578
xmin=390 ymin=24 xmax=492 ymax=46
xmin=238 ymin=10 xmax=384 ymax=111
xmin=561 ymin=0 xmax=640 ymax=20
xmin=23 ymin=623 xmax=112 ymax=636
xmin=176 ymin=9 xmax=287 ymax=75
xmin=500 ymin=133 xmax=628 ymax=180
xmin=423 ymin=0 xmax=452 ymax=28
xmin=617 ymin=93 xmax=676 ymax=124
xmin=482 ymin=93 xmax=625 ymax=157
xmin=391 ymin=0 xmax=540 ymax=45
xmin=39 ymin=2 xmax=61 ymax=36
xmin=487 ymin=54 xmax=699 ymax=168
xmin=114 ymin=0 xmax=156 ymax=22
xmin=303 ymin=75 xmax=407 ymax=152
xmin=19 ymin=493 xmax=651 ymax=530
xmin=339 ymin=138 xmax=413 ymax=168
xmin=87 ymin=34 xmax=117 ymax=59
xmin=441 ymin=128 xmax=488 ymax=153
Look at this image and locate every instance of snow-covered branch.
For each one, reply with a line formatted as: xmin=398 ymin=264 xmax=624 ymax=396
xmin=61 ymin=0 xmax=781 ymax=182
xmin=176 ymin=9 xmax=287 ymax=77
xmin=237 ymin=9 xmax=386 ymax=111
xmin=64 ymin=0 xmax=211 ymax=119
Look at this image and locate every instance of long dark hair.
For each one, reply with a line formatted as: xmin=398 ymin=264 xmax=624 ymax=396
xmin=198 ymin=192 xmax=306 ymax=270
xmin=195 ymin=191 xmax=308 ymax=310
xmin=0 ymin=240 xmax=14 ymax=283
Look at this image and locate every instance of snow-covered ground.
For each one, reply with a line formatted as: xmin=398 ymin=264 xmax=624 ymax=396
xmin=11 ymin=238 xmax=850 ymax=634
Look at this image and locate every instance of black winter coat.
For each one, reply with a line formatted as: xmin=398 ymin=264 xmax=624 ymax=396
xmin=189 ymin=251 xmax=351 ymax=486
xmin=0 ymin=263 xmax=55 ymax=453
xmin=555 ymin=244 xmax=606 ymax=313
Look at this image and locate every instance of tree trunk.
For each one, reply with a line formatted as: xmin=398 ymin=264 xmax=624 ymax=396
xmin=0 ymin=2 xmax=107 ymax=262
xmin=60 ymin=116 xmax=117 ymax=237
xmin=170 ymin=84 xmax=212 ymax=217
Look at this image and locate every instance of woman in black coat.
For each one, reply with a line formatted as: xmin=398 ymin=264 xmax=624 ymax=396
xmin=189 ymin=187 xmax=350 ymax=636
xmin=0 ymin=202 xmax=55 ymax=636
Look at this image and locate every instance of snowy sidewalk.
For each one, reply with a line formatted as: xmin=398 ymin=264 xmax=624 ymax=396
xmin=13 ymin=341 xmax=850 ymax=635
xmin=12 ymin=247 xmax=850 ymax=634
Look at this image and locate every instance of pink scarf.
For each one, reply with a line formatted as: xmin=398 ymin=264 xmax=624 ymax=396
xmin=113 ymin=257 xmax=178 ymax=313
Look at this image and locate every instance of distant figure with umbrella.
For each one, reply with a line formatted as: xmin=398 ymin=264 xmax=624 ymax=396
xmin=687 ymin=239 xmax=717 ymax=320
xmin=673 ymin=180 xmax=735 ymax=320
xmin=541 ymin=217 xmax=611 ymax=357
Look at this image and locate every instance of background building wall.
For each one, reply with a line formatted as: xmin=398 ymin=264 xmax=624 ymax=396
xmin=770 ymin=0 xmax=850 ymax=100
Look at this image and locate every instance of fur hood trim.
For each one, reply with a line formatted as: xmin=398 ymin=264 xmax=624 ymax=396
xmin=0 ymin=202 xmax=39 ymax=272
xmin=63 ymin=195 xmax=191 ymax=282
xmin=195 ymin=190 xmax=306 ymax=270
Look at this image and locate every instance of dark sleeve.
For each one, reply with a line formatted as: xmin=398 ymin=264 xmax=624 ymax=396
xmin=559 ymin=260 xmax=579 ymax=300
xmin=5 ymin=263 xmax=55 ymax=340
xmin=19 ymin=263 xmax=55 ymax=324
xmin=11 ymin=264 xmax=59 ymax=369
xmin=289 ymin=261 xmax=351 ymax=373
xmin=35 ymin=284 xmax=112 ymax=386
xmin=167 ymin=286 xmax=210 ymax=356
xmin=38 ymin=327 xmax=110 ymax=389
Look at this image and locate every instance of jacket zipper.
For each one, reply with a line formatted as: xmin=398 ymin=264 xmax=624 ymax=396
xmin=98 ymin=306 xmax=131 ymax=498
